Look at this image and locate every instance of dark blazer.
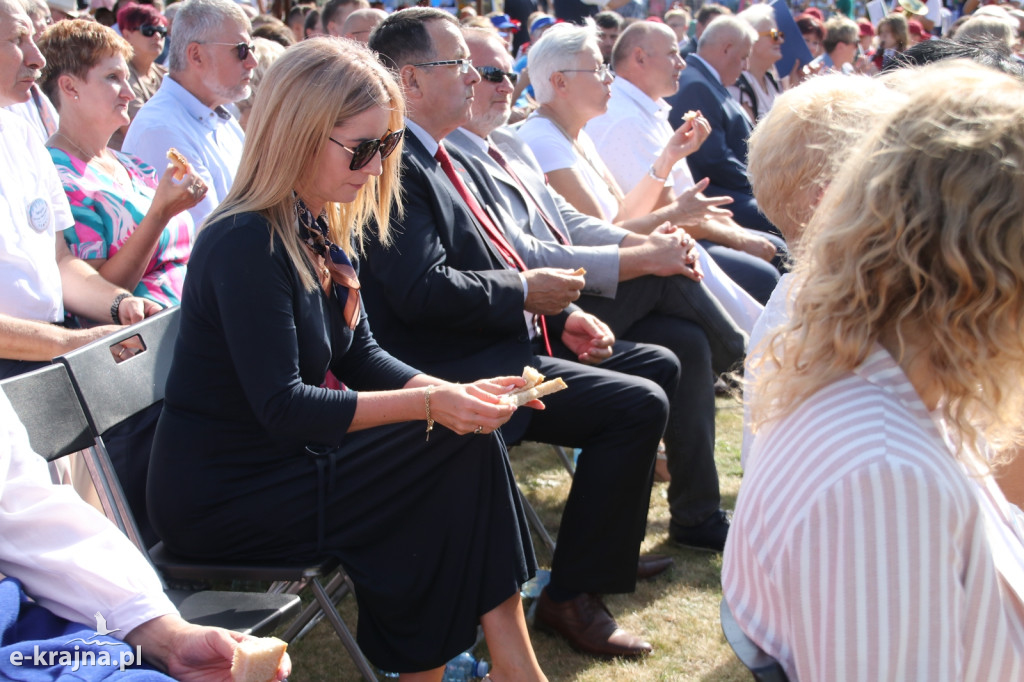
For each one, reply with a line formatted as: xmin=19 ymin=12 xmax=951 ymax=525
xmin=360 ymin=132 xmax=567 ymax=383
xmin=665 ymin=55 xmax=775 ymax=234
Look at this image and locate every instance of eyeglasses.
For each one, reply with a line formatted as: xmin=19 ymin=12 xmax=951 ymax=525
xmin=477 ymin=65 xmax=518 ymax=85
xmin=329 ymin=129 xmax=405 ymax=170
xmin=139 ymin=24 xmax=167 ymax=37
xmin=411 ymin=59 xmax=474 ymax=74
xmin=200 ymin=41 xmax=255 ymax=61
xmin=559 ymin=64 xmax=612 ymax=80
xmin=758 ymin=28 xmax=784 ymax=42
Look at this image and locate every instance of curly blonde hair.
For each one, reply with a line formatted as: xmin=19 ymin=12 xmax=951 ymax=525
xmin=753 ymin=61 xmax=1024 ymax=459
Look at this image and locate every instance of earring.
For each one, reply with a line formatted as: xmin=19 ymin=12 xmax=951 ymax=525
xmin=74 ymin=95 xmax=79 ymax=100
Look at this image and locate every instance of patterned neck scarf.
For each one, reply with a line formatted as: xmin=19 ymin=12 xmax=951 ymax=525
xmin=294 ymin=195 xmax=361 ymax=330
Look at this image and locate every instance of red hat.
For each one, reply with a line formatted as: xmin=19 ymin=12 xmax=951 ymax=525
xmin=857 ymin=18 xmax=875 ymax=36
xmin=800 ymin=7 xmax=825 ymax=22
xmin=907 ymin=19 xmax=932 ymax=40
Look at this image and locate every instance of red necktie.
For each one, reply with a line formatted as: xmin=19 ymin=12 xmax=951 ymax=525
xmin=487 ymin=144 xmax=569 ymax=246
xmin=435 ymin=144 xmax=552 ymax=355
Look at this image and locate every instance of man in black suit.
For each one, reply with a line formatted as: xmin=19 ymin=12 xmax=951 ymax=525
xmin=666 ymin=15 xmax=777 ymax=235
xmin=366 ymin=8 xmax=677 ymax=659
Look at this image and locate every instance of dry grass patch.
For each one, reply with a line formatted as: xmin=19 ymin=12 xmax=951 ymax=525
xmin=287 ymin=397 xmax=747 ymax=681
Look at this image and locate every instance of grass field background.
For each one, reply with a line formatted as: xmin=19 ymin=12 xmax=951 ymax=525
xmin=286 ymin=396 xmax=749 ymax=681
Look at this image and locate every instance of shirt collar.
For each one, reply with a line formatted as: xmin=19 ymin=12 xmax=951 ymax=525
xmin=405 ymin=118 xmax=439 ymax=157
xmin=162 ymin=76 xmax=234 ymax=125
xmin=610 ymin=76 xmax=669 ymax=118
xmin=691 ymin=54 xmax=724 ymax=86
xmin=455 ymin=127 xmax=490 ymax=152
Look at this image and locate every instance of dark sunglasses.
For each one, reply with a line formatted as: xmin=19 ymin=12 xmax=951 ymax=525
xmin=201 ymin=41 xmax=255 ymax=61
xmin=139 ymin=24 xmax=167 ymax=37
xmin=329 ymin=129 xmax=405 ymax=170
xmin=477 ymin=65 xmax=518 ymax=85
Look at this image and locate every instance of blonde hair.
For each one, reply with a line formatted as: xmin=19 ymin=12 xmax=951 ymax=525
xmin=753 ymin=61 xmax=1024 ymax=458
xmin=748 ymin=74 xmax=905 ymax=244
xmin=204 ymin=37 xmax=405 ymax=291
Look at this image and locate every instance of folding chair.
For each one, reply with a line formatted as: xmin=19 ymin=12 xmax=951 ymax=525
xmin=57 ymin=308 xmax=378 ymax=681
xmin=0 ymin=364 xmax=299 ymax=637
xmin=720 ymin=598 xmax=789 ymax=682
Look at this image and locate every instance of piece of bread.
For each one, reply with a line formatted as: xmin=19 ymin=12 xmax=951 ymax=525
xmin=501 ymin=366 xmax=568 ymax=406
xmin=682 ymin=110 xmax=698 ymax=123
xmin=230 ymin=637 xmax=287 ymax=682
xmin=165 ymin=147 xmax=191 ymax=180
xmin=502 ymin=377 xmax=568 ymax=407
xmin=572 ymin=267 xmax=587 ymax=276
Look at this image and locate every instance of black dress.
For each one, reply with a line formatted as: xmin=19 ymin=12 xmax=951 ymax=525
xmin=147 ymin=212 xmax=535 ymax=672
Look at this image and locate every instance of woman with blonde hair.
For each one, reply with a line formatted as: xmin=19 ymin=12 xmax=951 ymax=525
xmin=148 ymin=38 xmax=547 ymax=681
xmin=723 ymin=61 xmax=1024 ymax=680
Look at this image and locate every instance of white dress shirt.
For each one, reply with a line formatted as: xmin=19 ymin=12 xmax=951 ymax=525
xmin=122 ymin=76 xmax=244 ymax=230
xmin=0 ymin=111 xmax=73 ymax=322
xmin=0 ymin=392 xmax=175 ymax=635
xmin=586 ymin=76 xmax=696 ymax=194
xmin=724 ymin=346 xmax=1024 ymax=681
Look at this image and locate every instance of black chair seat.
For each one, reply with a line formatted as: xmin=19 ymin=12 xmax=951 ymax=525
xmin=151 ymin=542 xmax=339 ymax=584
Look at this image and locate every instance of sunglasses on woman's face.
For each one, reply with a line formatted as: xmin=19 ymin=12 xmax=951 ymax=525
xmin=758 ymin=28 xmax=784 ymax=43
xmin=329 ymin=129 xmax=405 ymax=170
xmin=477 ymin=65 xmax=519 ymax=85
xmin=139 ymin=24 xmax=167 ymax=37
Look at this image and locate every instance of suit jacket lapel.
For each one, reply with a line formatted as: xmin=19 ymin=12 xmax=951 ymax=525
xmin=685 ymin=55 xmax=752 ymax=134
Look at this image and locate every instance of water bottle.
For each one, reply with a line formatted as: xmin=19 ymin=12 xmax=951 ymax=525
xmin=441 ymin=651 xmax=490 ymax=682
xmin=520 ymin=568 xmax=551 ymax=600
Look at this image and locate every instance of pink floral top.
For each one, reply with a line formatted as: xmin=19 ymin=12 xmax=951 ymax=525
xmin=50 ymin=148 xmax=194 ymax=307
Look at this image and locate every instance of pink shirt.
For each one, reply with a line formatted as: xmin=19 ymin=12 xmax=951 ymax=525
xmin=724 ymin=347 xmax=1024 ymax=681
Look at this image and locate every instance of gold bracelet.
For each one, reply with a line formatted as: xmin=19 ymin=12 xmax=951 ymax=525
xmin=424 ymin=385 xmax=434 ymax=441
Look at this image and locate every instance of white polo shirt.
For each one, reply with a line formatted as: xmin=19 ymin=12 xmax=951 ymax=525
xmin=0 ymin=110 xmax=74 ymax=322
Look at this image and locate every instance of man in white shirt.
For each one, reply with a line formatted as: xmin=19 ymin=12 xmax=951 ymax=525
xmin=588 ymin=20 xmax=785 ymax=305
xmin=0 ymin=0 xmax=158 ymax=380
xmin=0 ymin=391 xmax=290 ymax=680
xmin=122 ymin=0 xmax=254 ymax=228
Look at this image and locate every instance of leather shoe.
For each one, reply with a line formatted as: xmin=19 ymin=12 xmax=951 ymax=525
xmin=670 ymin=509 xmax=730 ymax=552
xmin=637 ymin=553 xmax=673 ymax=580
xmin=535 ymin=589 xmax=652 ymax=658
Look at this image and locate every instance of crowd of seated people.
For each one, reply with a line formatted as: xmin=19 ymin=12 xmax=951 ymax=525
xmin=6 ymin=0 xmax=1024 ymax=678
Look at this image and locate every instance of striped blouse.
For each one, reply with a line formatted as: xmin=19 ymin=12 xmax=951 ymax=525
xmin=723 ymin=347 xmax=1024 ymax=681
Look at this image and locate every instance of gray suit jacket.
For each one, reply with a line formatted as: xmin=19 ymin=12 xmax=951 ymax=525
xmin=447 ymin=126 xmax=628 ymax=299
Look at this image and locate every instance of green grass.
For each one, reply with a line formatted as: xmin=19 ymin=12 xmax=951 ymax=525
xmin=286 ymin=396 xmax=748 ymax=681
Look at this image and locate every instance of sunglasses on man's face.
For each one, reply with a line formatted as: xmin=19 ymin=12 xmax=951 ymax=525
xmin=139 ymin=24 xmax=167 ymax=37
xmin=330 ymin=129 xmax=405 ymax=170
xmin=200 ymin=41 xmax=255 ymax=61
xmin=477 ymin=65 xmax=518 ymax=85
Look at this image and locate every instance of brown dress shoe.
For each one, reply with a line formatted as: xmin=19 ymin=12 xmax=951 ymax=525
xmin=637 ymin=553 xmax=674 ymax=580
xmin=535 ymin=589 xmax=653 ymax=658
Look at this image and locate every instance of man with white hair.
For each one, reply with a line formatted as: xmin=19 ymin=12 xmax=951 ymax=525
xmin=666 ymin=15 xmax=776 ymax=235
xmin=122 ymin=0 xmax=256 ymax=227
xmin=588 ymin=19 xmax=784 ymax=304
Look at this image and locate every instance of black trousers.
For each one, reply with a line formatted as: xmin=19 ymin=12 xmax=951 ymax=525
xmin=504 ymin=338 xmax=677 ymax=595
xmin=579 ymin=274 xmax=733 ymax=528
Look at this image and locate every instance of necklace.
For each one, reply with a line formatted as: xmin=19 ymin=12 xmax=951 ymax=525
xmin=531 ymin=109 xmax=625 ymax=205
xmin=52 ymin=132 xmax=129 ymax=185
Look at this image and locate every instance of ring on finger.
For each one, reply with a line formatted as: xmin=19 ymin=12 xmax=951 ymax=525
xmin=474 ymin=425 xmax=483 ymax=434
